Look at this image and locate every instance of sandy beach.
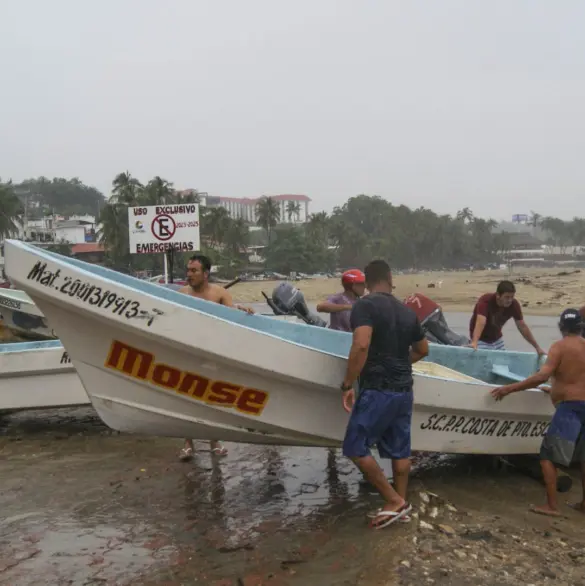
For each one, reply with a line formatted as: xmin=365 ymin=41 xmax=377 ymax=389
xmin=230 ymin=267 xmax=585 ymax=316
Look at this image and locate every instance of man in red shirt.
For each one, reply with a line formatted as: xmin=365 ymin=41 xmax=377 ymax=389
xmin=469 ymin=280 xmax=545 ymax=355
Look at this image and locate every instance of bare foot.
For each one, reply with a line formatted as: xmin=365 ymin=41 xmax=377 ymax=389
xmin=529 ymin=504 xmax=562 ymax=517
xmin=568 ymin=501 xmax=585 ymax=513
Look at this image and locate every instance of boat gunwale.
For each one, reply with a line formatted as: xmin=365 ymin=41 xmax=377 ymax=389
xmin=6 ymin=240 xmax=356 ymax=360
xmin=6 ymin=240 xmax=546 ymax=366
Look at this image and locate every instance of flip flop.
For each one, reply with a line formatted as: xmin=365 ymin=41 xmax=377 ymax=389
xmin=367 ymin=508 xmax=411 ymax=523
xmin=211 ymin=446 xmax=228 ymax=457
xmin=370 ymin=503 xmax=412 ymax=530
xmin=179 ymin=447 xmax=194 ymax=462
xmin=529 ymin=504 xmax=563 ymax=518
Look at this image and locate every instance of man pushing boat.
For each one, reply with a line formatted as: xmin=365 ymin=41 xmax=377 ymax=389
xmin=469 ymin=280 xmax=545 ymax=355
xmin=177 ymin=253 xmax=254 ymax=461
xmin=492 ymin=309 xmax=585 ymax=517
xmin=316 ymin=269 xmax=366 ymax=332
xmin=340 ymin=260 xmax=429 ymax=529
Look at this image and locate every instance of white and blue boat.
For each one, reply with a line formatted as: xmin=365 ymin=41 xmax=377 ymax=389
xmin=0 ymin=288 xmax=56 ymax=339
xmin=3 ymin=239 xmax=554 ymax=454
xmin=0 ymin=340 xmax=90 ymax=412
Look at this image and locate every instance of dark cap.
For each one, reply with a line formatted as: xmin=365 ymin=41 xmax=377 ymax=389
xmin=559 ymin=308 xmax=582 ymax=328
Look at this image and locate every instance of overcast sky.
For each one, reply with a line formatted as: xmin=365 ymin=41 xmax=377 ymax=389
xmin=2 ymin=0 xmax=584 ymax=220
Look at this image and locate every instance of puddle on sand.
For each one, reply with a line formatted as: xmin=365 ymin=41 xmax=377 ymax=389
xmin=0 ymin=408 xmax=504 ymax=585
xmin=0 ymin=516 xmax=173 ymax=586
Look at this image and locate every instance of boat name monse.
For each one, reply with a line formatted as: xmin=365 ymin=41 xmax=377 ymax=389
xmin=105 ymin=340 xmax=270 ymax=416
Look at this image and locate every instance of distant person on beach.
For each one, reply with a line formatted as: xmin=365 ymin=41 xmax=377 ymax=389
xmin=340 ymin=260 xmax=429 ymax=530
xmin=492 ymin=309 xmax=585 ymax=517
xmin=469 ymin=280 xmax=545 ymax=355
xmin=177 ymin=253 xmax=254 ymax=461
xmin=316 ymin=269 xmax=366 ymax=332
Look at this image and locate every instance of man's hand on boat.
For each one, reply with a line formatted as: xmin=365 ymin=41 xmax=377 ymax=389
xmin=491 ymin=385 xmax=514 ymax=401
xmin=236 ymin=304 xmax=255 ymax=314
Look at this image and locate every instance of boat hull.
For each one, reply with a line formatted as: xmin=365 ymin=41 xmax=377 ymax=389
xmin=0 ymin=290 xmax=55 ymax=339
xmin=3 ymin=240 xmax=555 ymax=454
xmin=0 ymin=341 xmax=90 ymax=411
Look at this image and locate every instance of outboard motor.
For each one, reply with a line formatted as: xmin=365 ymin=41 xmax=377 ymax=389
xmin=264 ymin=282 xmax=328 ymax=327
xmin=404 ymin=293 xmax=470 ymax=346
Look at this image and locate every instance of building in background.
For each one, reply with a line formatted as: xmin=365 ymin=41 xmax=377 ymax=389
xmin=175 ymin=190 xmax=311 ymax=223
xmin=198 ymin=194 xmax=311 ymax=223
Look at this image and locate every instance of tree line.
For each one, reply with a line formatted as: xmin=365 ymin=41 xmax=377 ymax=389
xmin=2 ymin=174 xmax=585 ymax=276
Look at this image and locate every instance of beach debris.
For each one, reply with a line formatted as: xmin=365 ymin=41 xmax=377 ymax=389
xmin=453 ymin=550 xmax=467 ymax=560
xmin=429 ymin=507 xmax=439 ymax=519
xmin=400 ymin=560 xmax=411 ymax=568
xmin=438 ymin=524 xmax=456 ymax=536
xmin=419 ymin=492 xmax=430 ymax=504
xmin=419 ymin=520 xmax=434 ymax=531
xmin=445 ymin=504 xmax=458 ymax=513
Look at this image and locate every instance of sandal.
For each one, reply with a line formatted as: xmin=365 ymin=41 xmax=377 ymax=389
xmin=179 ymin=447 xmax=194 ymax=462
xmin=369 ymin=503 xmax=412 ymax=530
xmin=367 ymin=508 xmax=411 ymax=523
xmin=211 ymin=445 xmax=228 ymax=457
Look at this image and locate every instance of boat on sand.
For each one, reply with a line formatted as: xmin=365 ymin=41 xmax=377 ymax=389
xmin=3 ymin=239 xmax=554 ymax=454
xmin=0 ymin=288 xmax=55 ymax=339
xmin=0 ymin=340 xmax=90 ymax=412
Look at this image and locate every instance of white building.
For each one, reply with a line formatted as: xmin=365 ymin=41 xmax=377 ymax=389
xmin=212 ymin=194 xmax=311 ymax=223
xmin=53 ymin=219 xmax=96 ymax=244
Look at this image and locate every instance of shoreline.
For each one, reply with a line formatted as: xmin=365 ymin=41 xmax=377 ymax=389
xmin=228 ymin=267 xmax=585 ymax=318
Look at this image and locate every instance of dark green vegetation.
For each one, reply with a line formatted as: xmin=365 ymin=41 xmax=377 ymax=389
xmin=3 ymin=175 xmax=585 ymax=277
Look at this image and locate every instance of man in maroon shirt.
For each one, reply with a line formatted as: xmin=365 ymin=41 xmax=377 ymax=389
xmin=469 ymin=280 xmax=545 ymax=355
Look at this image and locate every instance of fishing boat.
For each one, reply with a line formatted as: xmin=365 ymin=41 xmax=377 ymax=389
xmin=0 ymin=288 xmax=56 ymax=339
xmin=0 ymin=340 xmax=90 ymax=411
xmin=3 ymin=239 xmax=554 ymax=454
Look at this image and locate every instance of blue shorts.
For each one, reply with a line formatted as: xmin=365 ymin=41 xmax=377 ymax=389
xmin=342 ymin=388 xmax=413 ymax=460
xmin=540 ymin=400 xmax=585 ymax=467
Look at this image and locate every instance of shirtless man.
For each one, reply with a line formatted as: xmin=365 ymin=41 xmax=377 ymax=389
xmin=491 ymin=308 xmax=585 ymax=516
xmin=177 ymin=253 xmax=254 ymax=461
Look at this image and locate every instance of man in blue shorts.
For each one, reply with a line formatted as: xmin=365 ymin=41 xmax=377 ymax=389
xmin=492 ymin=308 xmax=585 ymax=516
xmin=340 ymin=259 xmax=429 ymax=529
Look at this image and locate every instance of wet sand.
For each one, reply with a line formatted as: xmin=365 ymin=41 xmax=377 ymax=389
xmin=2 ymin=313 xmax=585 ymax=585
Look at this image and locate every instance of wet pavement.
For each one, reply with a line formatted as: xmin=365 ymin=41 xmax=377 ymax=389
xmin=0 ymin=312 xmax=577 ymax=585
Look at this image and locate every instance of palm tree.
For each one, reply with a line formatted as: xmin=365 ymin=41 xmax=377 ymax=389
xmin=225 ymin=217 xmax=249 ymax=255
xmin=203 ymin=207 xmax=231 ymax=249
xmin=456 ymin=207 xmax=475 ymax=224
xmin=98 ymin=171 xmax=143 ymax=270
xmin=529 ymin=211 xmax=542 ymax=236
xmin=0 ymin=180 xmax=24 ymax=240
xmin=255 ymin=196 xmax=280 ymax=242
xmin=286 ymin=201 xmax=301 ymax=223
xmin=111 ymin=171 xmax=142 ymax=205
xmin=139 ymin=176 xmax=174 ymax=205
xmin=306 ymin=212 xmax=329 ymax=246
xmin=98 ymin=202 xmax=130 ymax=269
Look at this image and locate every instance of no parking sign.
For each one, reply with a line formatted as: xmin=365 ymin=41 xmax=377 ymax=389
xmin=128 ymin=204 xmax=201 ymax=254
